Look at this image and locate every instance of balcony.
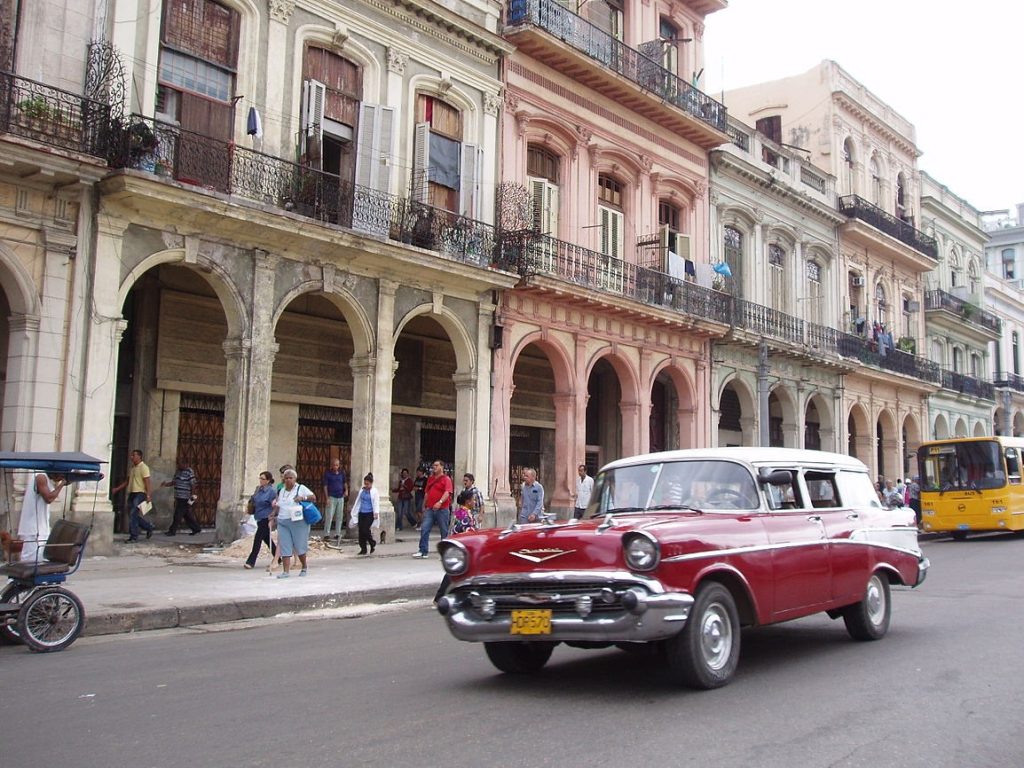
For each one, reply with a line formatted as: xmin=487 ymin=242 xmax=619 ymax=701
xmin=501 ymin=232 xmax=734 ymax=325
xmin=838 ymin=195 xmax=938 ymax=260
xmin=924 ymin=289 xmax=1001 ymax=336
xmin=504 ymin=0 xmax=727 ymax=147
xmin=503 ymin=231 xmax=941 ymax=385
xmin=993 ymin=372 xmax=1024 ymax=393
xmin=941 ymin=369 xmax=995 ymax=401
xmin=0 ymin=70 xmax=110 ymax=159
xmin=106 ymin=116 xmax=502 ymax=270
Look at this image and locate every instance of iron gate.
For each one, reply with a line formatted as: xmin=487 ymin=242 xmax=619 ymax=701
xmin=177 ymin=393 xmax=224 ymax=527
xmin=296 ymin=405 xmax=351 ymax=508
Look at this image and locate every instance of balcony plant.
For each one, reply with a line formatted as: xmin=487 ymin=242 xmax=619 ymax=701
xmin=897 ymin=336 xmax=916 ymax=354
xmin=961 ymin=303 xmax=977 ymax=320
xmin=17 ymin=96 xmax=51 ymax=124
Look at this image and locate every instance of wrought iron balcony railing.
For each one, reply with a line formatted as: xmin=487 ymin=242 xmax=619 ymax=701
xmin=106 ymin=115 xmax=501 ymax=269
xmin=941 ymin=369 xmax=995 ymax=400
xmin=505 ymin=0 xmax=727 ymax=133
xmin=0 ymin=70 xmax=110 ymax=158
xmin=502 ymin=232 xmax=940 ymax=385
xmin=838 ymin=194 xmax=938 ymax=259
xmin=924 ymin=289 xmax=1001 ymax=334
xmin=993 ymin=372 xmax=1024 ymax=393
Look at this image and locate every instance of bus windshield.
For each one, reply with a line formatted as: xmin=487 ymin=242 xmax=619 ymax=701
xmin=917 ymin=440 xmax=1006 ymax=493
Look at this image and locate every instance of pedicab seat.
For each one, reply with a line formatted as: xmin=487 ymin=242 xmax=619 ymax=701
xmin=0 ymin=520 xmax=89 ymax=582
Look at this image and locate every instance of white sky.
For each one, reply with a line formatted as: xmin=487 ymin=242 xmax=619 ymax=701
xmin=702 ymin=0 xmax=1022 ymax=216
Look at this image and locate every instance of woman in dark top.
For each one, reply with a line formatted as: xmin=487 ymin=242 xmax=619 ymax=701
xmin=245 ymin=471 xmax=278 ymax=569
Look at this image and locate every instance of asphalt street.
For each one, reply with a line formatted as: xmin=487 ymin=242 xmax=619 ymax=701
xmin=2 ymin=535 xmax=1023 ymax=768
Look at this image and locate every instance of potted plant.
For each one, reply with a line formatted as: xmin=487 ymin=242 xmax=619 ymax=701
xmin=897 ymin=336 xmax=916 ymax=354
xmin=17 ymin=96 xmax=51 ymax=125
xmin=128 ymin=121 xmax=159 ymax=169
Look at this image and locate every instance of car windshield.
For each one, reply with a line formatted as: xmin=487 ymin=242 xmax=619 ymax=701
xmin=587 ymin=460 xmax=759 ymax=515
xmin=917 ymin=440 xmax=1006 ymax=492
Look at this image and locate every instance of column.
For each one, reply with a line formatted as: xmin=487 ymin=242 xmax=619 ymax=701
xmin=241 ymin=250 xmax=280 ymax=491
xmin=488 ymin=334 xmax=516 ymax=525
xmin=472 ymin=300 xmax=494 ymax=508
xmin=552 ymin=393 xmax=576 ymax=516
xmin=265 ymin=1 xmax=296 ymax=155
xmin=1 ymin=314 xmax=40 ymax=451
xmin=453 ymin=371 xmax=476 ymax=478
xmin=481 ymin=94 xmax=501 ymax=225
xmin=384 ymin=48 xmax=407 ymax=195
xmin=218 ymin=337 xmax=252 ymax=544
xmin=69 ymin=215 xmax=131 ymax=554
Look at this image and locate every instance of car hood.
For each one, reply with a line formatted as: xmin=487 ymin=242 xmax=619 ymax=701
xmin=450 ymin=514 xmax=702 ymax=574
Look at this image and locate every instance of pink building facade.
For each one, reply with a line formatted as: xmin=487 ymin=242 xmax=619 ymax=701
xmin=490 ymin=0 xmax=730 ymax=517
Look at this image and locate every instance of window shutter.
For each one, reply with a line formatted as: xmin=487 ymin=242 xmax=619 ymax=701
xmin=412 ymin=122 xmax=430 ymax=202
xmin=302 ymin=79 xmax=326 ymax=164
xmin=530 ymin=177 xmax=545 ymax=232
xmin=599 ymin=205 xmax=622 ymax=259
xmin=354 ymin=103 xmax=377 ymax=187
xmin=459 ymin=142 xmax=477 ymax=218
xmin=377 ymin=106 xmax=395 ymax=193
xmin=674 ymin=233 xmax=690 ymax=261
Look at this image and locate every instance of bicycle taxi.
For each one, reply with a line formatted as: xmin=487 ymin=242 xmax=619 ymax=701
xmin=1 ymin=451 xmax=104 ymax=652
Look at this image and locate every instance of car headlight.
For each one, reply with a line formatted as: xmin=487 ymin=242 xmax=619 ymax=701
xmin=623 ymin=533 xmax=659 ymax=571
xmin=440 ymin=542 xmax=469 ymax=575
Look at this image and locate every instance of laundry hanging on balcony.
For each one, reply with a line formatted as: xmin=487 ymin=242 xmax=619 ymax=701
xmin=246 ymin=106 xmax=263 ymax=138
xmin=713 ymin=261 xmax=733 ymax=278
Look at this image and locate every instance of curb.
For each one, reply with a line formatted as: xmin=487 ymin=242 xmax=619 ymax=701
xmin=81 ymin=583 xmax=439 ymax=637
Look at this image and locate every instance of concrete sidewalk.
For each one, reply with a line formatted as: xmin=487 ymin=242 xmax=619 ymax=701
xmin=63 ymin=528 xmax=446 ymax=636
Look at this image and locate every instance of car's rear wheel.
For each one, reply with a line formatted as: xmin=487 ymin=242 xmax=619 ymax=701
xmin=483 ymin=641 xmax=556 ymax=674
xmin=843 ymin=572 xmax=891 ymax=641
xmin=665 ymin=582 xmax=740 ymax=689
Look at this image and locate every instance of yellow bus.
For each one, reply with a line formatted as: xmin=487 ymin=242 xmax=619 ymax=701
xmin=916 ymin=436 xmax=1024 ymax=537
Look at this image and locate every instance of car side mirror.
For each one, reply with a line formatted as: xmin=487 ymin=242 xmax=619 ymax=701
xmin=758 ymin=469 xmax=792 ymax=486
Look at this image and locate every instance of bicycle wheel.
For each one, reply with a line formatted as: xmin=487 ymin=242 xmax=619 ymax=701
xmin=17 ymin=586 xmax=85 ymax=653
xmin=0 ymin=581 xmax=30 ymax=645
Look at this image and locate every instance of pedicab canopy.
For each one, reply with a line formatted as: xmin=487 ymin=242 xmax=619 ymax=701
xmin=0 ymin=452 xmax=105 ymax=483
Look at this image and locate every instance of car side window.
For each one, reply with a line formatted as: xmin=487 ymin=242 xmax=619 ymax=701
xmin=835 ymin=470 xmax=882 ymax=509
xmin=804 ymin=471 xmax=840 ymax=508
xmin=764 ymin=470 xmax=803 ymax=510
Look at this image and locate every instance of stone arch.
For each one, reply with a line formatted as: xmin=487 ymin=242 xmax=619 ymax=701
xmin=717 ymin=374 xmax=756 ymax=447
xmin=0 ymin=243 xmax=40 ymax=317
xmin=767 ymin=384 xmax=798 ymax=447
xmin=973 ymin=421 xmax=986 ymax=437
xmin=272 ymin=280 xmax=374 ymax=358
xmin=508 ymin=331 xmax=574 ymax=393
xmin=649 ymin=359 xmax=697 ymax=450
xmin=847 ymin=401 xmax=871 ymax=462
xmin=933 ymin=413 xmax=949 ymax=440
xmin=876 ymin=407 xmax=899 ymax=479
xmin=522 ymin=116 xmax=578 ymax=162
xmin=393 ymin=303 xmax=476 ymax=374
xmin=407 ymin=74 xmax=480 ymax=143
xmin=803 ymin=391 xmax=834 ymax=451
xmin=585 ymin=346 xmax=641 ymax=405
xmin=954 ymin=416 xmax=969 ymax=438
xmin=592 ymin=147 xmax=644 ymax=186
xmin=901 ymin=411 xmax=922 ymax=478
xmin=117 ymin=248 xmax=247 ymax=339
xmin=290 ymin=26 xmax=382 ymax=143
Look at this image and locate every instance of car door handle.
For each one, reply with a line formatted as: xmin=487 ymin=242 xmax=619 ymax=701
xmin=846 ymin=513 xmax=859 ymax=520
xmin=806 ymin=515 xmax=821 ymax=522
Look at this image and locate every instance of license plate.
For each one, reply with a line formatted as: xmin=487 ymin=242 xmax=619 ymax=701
xmin=958 ymin=524 xmax=970 ymax=530
xmin=510 ymin=609 xmax=552 ymax=635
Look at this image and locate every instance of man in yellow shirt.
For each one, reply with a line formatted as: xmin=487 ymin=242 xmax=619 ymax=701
xmin=111 ymin=449 xmax=155 ymax=542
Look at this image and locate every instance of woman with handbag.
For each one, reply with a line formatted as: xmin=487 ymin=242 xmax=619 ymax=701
xmin=244 ymin=471 xmax=277 ymax=569
xmin=271 ymin=468 xmax=315 ymax=577
xmin=348 ymin=473 xmax=380 ymax=555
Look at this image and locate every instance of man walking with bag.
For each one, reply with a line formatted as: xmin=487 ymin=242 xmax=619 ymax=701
xmin=162 ymin=456 xmax=202 ymax=535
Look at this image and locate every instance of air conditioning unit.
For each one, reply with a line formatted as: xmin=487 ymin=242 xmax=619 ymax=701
xmin=851 ymin=276 xmax=866 ymax=287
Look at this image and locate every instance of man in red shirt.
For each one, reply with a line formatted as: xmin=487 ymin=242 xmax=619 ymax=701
xmin=414 ymin=460 xmax=452 ymax=559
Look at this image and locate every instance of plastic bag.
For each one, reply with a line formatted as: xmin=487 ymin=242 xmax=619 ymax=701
xmin=240 ymin=514 xmax=257 ymax=536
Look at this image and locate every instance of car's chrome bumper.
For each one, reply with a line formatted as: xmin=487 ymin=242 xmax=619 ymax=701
xmin=436 ymin=574 xmax=694 ymax=643
xmin=915 ymin=556 xmax=929 ymax=587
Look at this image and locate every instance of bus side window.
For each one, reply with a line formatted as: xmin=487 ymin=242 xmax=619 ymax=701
xmin=1006 ymin=449 xmax=1020 ymax=484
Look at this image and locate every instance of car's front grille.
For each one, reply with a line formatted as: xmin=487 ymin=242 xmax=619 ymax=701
xmin=452 ymin=580 xmax=639 ymax=615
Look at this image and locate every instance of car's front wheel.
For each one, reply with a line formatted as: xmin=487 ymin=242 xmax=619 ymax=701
xmin=843 ymin=572 xmax=891 ymax=641
xmin=484 ymin=641 xmax=556 ymax=674
xmin=665 ymin=582 xmax=740 ymax=689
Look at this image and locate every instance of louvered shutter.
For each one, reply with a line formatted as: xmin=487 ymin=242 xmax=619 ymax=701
xmin=376 ymin=106 xmax=395 ymax=193
xmin=354 ymin=103 xmax=377 ymax=188
xmin=412 ymin=122 xmax=430 ymax=202
xmin=459 ymin=142 xmax=477 ymax=217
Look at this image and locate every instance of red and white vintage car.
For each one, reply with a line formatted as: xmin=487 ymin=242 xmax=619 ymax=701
xmin=436 ymin=448 xmax=928 ymax=688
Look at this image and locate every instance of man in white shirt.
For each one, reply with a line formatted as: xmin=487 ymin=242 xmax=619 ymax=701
xmin=573 ymin=464 xmax=594 ymax=519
